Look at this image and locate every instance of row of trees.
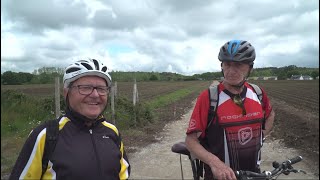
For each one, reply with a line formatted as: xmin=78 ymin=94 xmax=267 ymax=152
xmin=1 ymin=65 xmax=319 ymax=85
xmin=250 ymin=65 xmax=319 ymax=80
xmin=0 ymin=71 xmax=185 ymax=85
xmin=192 ymin=65 xmax=319 ymax=80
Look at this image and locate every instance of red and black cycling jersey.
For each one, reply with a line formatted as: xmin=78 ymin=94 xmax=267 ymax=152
xmin=9 ymin=115 xmax=130 ymax=180
xmin=186 ymin=82 xmax=273 ymax=174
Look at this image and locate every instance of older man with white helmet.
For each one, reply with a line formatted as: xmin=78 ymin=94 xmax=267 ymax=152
xmin=10 ymin=58 xmax=130 ymax=180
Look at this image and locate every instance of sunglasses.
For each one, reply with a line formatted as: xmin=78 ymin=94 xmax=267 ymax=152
xmin=233 ymin=94 xmax=246 ymax=115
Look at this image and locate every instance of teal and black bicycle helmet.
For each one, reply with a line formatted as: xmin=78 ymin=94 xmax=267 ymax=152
xmin=218 ymin=40 xmax=255 ymax=65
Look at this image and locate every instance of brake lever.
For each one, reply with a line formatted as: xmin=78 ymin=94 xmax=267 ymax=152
xmin=287 ymin=169 xmax=307 ymax=174
xmin=297 ymin=169 xmax=307 ymax=174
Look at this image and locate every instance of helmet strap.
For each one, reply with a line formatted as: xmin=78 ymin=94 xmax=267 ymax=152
xmin=230 ymin=78 xmax=246 ymax=89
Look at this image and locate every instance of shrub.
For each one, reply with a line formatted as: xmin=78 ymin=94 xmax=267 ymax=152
xmin=1 ymin=90 xmax=27 ymax=106
xmin=1 ymin=90 xmax=55 ymax=137
xmin=104 ymin=96 xmax=154 ymax=129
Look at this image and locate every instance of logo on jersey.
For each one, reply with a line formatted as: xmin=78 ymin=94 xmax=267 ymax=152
xmin=238 ymin=127 xmax=252 ymax=145
xmin=220 ymin=112 xmax=261 ymax=121
xmin=188 ymin=118 xmax=197 ymax=130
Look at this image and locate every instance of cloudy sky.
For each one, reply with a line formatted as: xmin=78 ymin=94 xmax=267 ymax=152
xmin=1 ymin=0 xmax=319 ymax=75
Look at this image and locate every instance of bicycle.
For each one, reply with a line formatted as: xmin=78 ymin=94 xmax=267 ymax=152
xmin=171 ymin=141 xmax=306 ymax=180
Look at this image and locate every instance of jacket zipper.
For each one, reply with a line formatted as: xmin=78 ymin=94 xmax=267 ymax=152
xmin=89 ymin=129 xmax=103 ymax=177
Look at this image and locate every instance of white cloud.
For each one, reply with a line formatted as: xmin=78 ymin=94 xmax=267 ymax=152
xmin=1 ymin=0 xmax=319 ymax=74
xmin=261 ymin=37 xmax=302 ymax=55
xmin=1 ymin=33 xmax=25 ymax=59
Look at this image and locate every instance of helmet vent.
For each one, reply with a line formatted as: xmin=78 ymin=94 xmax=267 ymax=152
xmin=246 ymin=51 xmax=253 ymax=57
xmin=66 ymin=67 xmax=81 ymax=73
xmin=238 ymin=47 xmax=248 ymax=53
xmin=101 ymin=66 xmax=108 ymax=72
xmin=231 ymin=43 xmax=237 ymax=53
xmin=81 ymin=63 xmax=93 ymax=70
xmin=222 ymin=46 xmax=227 ymax=52
xmin=234 ymin=54 xmax=241 ymax=59
xmin=92 ymin=59 xmax=99 ymax=70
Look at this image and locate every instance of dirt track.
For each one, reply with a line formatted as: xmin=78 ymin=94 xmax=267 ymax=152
xmin=128 ymin=102 xmax=319 ymax=179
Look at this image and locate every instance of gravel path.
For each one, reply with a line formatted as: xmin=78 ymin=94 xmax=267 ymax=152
xmin=128 ymin=103 xmax=319 ymax=179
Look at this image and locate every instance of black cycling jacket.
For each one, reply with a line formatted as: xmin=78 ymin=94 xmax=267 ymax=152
xmin=9 ymin=113 xmax=130 ymax=180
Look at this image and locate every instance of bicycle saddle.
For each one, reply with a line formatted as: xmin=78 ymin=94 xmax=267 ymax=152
xmin=171 ymin=141 xmax=190 ymax=156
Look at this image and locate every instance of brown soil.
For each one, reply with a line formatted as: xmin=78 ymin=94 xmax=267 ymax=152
xmin=269 ymin=97 xmax=319 ymax=174
xmin=122 ymin=91 xmax=319 ymax=175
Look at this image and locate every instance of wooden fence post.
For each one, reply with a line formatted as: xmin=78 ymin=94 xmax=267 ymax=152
xmin=114 ymin=81 xmax=117 ymax=98
xmin=133 ymin=79 xmax=138 ymax=126
xmin=133 ymin=79 xmax=137 ymax=106
xmin=55 ymin=77 xmax=60 ymax=118
xmin=136 ymin=84 xmax=139 ymax=103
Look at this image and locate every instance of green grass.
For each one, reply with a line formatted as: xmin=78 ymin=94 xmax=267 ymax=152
xmin=1 ymin=92 xmax=55 ymax=137
xmin=1 ymin=137 xmax=25 ymax=178
xmin=1 ymin=90 xmax=56 ymax=178
xmin=147 ymin=88 xmax=193 ymax=109
xmin=0 ymin=83 xmax=204 ymax=178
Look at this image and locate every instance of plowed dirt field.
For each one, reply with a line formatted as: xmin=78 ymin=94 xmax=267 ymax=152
xmin=121 ymin=80 xmax=319 ymax=178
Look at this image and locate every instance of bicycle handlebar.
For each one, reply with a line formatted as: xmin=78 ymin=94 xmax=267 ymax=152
xmin=171 ymin=142 xmax=306 ymax=180
xmin=287 ymin=156 xmax=303 ymax=165
xmin=235 ymin=156 xmax=304 ymax=180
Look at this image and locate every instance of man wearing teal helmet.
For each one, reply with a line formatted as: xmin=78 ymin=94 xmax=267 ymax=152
xmin=185 ymin=40 xmax=275 ymax=180
xmin=218 ymin=40 xmax=256 ymax=88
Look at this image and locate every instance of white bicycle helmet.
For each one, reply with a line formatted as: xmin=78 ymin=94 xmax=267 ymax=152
xmin=63 ymin=58 xmax=112 ymax=88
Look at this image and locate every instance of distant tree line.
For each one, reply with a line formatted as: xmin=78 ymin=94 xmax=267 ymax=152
xmin=192 ymin=65 xmax=319 ymax=81
xmin=250 ymin=65 xmax=319 ymax=80
xmin=1 ymin=67 xmax=64 ymax=85
xmin=1 ymin=65 xmax=319 ymax=85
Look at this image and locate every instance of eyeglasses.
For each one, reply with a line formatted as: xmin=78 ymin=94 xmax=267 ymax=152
xmin=233 ymin=94 xmax=246 ymax=115
xmin=71 ymin=85 xmax=110 ymax=96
